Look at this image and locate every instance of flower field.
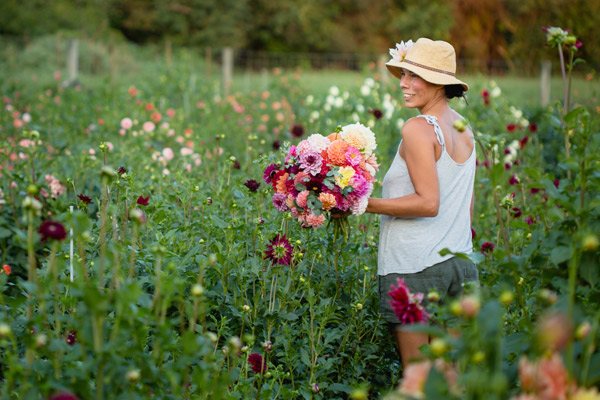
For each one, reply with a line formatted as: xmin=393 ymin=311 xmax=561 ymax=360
xmin=1 ymin=41 xmax=599 ymax=399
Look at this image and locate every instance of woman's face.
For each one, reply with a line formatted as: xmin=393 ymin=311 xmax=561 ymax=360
xmin=398 ymin=69 xmax=442 ymax=109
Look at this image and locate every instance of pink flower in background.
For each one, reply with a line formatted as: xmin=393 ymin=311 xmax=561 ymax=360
xmin=162 ymin=148 xmax=174 ymax=161
xmin=143 ymin=121 xmax=155 ymax=133
xmin=151 ymin=112 xmax=162 ymax=123
xmin=399 ymin=360 xmax=431 ymax=398
xmin=181 ymin=147 xmax=193 ymax=156
xmin=296 ymin=190 xmax=309 ymax=208
xmin=45 ymin=174 xmax=64 ymax=198
xmin=388 ymin=278 xmax=428 ymax=324
xmin=128 ymin=86 xmax=137 ymax=96
xmin=166 ymin=108 xmax=175 ymax=118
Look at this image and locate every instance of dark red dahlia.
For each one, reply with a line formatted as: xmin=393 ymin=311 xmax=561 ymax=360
xmin=481 ymin=242 xmax=495 ymax=254
xmin=244 ymin=180 xmax=260 ymax=193
xmin=264 ymin=234 xmax=293 ymax=266
xmin=272 ymin=140 xmax=281 ymax=150
xmin=137 ymin=195 xmax=149 ymax=206
xmin=506 ymin=124 xmax=517 ymax=133
xmin=248 ymin=353 xmax=267 ymax=374
xmin=66 ymin=330 xmax=77 ymax=345
xmin=118 ymin=166 xmax=127 ymax=175
xmin=38 ymin=221 xmax=67 ymax=242
xmin=233 ymin=161 xmax=241 ymax=169
xmin=370 ymin=109 xmax=383 ymax=119
xmin=291 ymin=124 xmax=305 ymax=138
xmin=77 ymin=194 xmax=93 ymax=204
xmin=529 ymin=123 xmax=538 ymax=133
xmin=511 ymin=207 xmax=522 ymax=218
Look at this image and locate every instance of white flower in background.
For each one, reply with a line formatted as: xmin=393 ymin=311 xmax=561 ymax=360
xmin=310 ymin=111 xmax=319 ymax=120
xmin=22 ymin=113 xmax=31 ymax=123
xmin=356 ymin=104 xmax=365 ymax=113
xmin=504 ymin=140 xmax=520 ymax=164
xmin=368 ymin=119 xmax=375 ymax=128
xmin=364 ymin=77 xmax=375 ymax=88
xmin=329 ymin=86 xmax=340 ymax=96
xmin=334 ymin=97 xmax=344 ymax=108
xmin=343 ymin=91 xmax=349 ymax=100
xmin=389 ymin=40 xmax=415 ymax=62
xmin=383 ymin=94 xmax=396 ymax=119
xmin=324 ymin=104 xmax=331 ymax=112
xmin=396 ymin=118 xmax=405 ymax=130
xmin=352 ymin=113 xmax=360 ymax=122
xmin=326 ymin=95 xmax=335 ymax=105
xmin=306 ymin=95 xmax=314 ymax=105
xmin=491 ymin=86 xmax=502 ymax=98
xmin=361 ymin=85 xmax=371 ymax=96
xmin=510 ymin=106 xmax=523 ymax=120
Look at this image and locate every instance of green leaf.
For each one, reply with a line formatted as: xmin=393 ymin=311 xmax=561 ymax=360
xmin=0 ymin=227 xmax=11 ymax=239
xmin=550 ymin=246 xmax=572 ymax=264
xmin=211 ymin=215 xmax=229 ymax=229
xmin=300 ymin=348 xmax=311 ymax=367
xmin=490 ymin=163 xmax=504 ymax=186
xmin=327 ymin=383 xmax=352 ymax=394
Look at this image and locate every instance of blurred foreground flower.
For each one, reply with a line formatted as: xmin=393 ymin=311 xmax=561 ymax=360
xmin=264 ymin=234 xmax=293 ymax=266
xmin=397 ymin=359 xmax=458 ymax=398
xmin=38 ymin=221 xmax=67 ymax=242
xmin=248 ymin=353 xmax=267 ymax=374
xmin=513 ymin=353 xmax=574 ymax=400
xmin=388 ymin=278 xmax=428 ymax=324
xmin=1 ymin=264 xmax=11 ymax=275
xmin=48 ymin=392 xmax=80 ymax=400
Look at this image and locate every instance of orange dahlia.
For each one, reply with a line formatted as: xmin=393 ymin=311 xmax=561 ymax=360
xmin=318 ymin=192 xmax=337 ymax=210
xmin=327 ymin=140 xmax=349 ymax=166
xmin=275 ymin=172 xmax=289 ymax=194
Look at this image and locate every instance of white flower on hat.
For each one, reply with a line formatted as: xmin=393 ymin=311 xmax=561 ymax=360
xmin=389 ymin=40 xmax=415 ymax=62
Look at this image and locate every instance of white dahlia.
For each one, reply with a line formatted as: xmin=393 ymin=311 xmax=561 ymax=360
xmin=340 ymin=123 xmax=377 ymax=157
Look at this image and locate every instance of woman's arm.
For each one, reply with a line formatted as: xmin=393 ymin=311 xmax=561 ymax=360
xmin=366 ymin=118 xmax=440 ymax=218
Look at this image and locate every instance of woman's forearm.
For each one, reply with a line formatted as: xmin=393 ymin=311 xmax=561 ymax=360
xmin=366 ymin=195 xmax=439 ymax=218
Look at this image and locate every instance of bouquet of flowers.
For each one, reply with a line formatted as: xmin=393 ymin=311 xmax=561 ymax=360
xmin=264 ymin=123 xmax=379 ymax=236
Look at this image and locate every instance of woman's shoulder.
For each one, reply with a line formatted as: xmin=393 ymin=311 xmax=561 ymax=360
xmin=401 ymin=116 xmax=436 ymax=138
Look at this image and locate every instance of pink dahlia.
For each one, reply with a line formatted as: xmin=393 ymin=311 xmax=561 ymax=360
xmin=388 ymin=278 xmax=428 ymax=324
xmin=299 ymin=151 xmax=323 ymax=176
xmin=344 ymin=146 xmax=363 ymax=167
xmin=296 ymin=190 xmax=310 ymax=208
xmin=264 ymin=234 xmax=293 ymax=266
xmin=349 ymin=173 xmax=371 ymax=198
xmin=272 ymin=193 xmax=288 ymax=212
xmin=305 ymin=213 xmax=325 ymax=228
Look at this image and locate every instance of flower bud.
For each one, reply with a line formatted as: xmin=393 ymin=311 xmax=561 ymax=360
xmin=129 ymin=208 xmax=146 ymax=225
xmin=311 ymin=383 xmax=320 ymax=394
xmin=26 ymin=184 xmax=39 ymax=195
xmin=228 ymin=336 xmax=242 ymax=353
xmin=22 ymin=196 xmax=42 ymax=212
xmin=262 ymin=341 xmax=272 ymax=352
xmin=242 ymin=305 xmax=251 ymax=312
xmin=427 ymin=290 xmax=440 ymax=303
xmin=538 ymin=288 xmax=558 ymax=305
xmin=265 ymin=371 xmax=272 ymax=379
xmin=350 ymin=388 xmax=368 ymax=400
xmin=191 ymin=284 xmax=204 ymax=297
xmin=449 ymin=300 xmax=462 ymax=316
xmin=453 ymin=119 xmax=466 ymax=132
xmin=206 ymin=332 xmax=218 ymax=343
xmin=0 ymin=322 xmax=12 ymax=337
xmin=575 ymin=321 xmax=591 ymax=340
xmin=126 ymin=368 xmax=141 ymax=382
xmin=35 ymin=333 xmax=48 ymax=348
xmin=582 ymin=234 xmax=599 ymax=252
xmin=208 ymin=254 xmax=217 ymax=265
xmin=472 ymin=350 xmax=485 ymax=363
xmin=205 ymin=197 xmax=213 ymax=205
xmin=241 ymin=345 xmax=249 ymax=353
xmin=430 ymin=338 xmax=448 ymax=356
xmin=499 ymin=290 xmax=514 ymax=306
xmin=356 ymin=303 xmax=363 ymax=311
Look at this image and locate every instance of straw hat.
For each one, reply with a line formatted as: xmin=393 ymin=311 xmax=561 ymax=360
xmin=386 ymin=38 xmax=469 ymax=91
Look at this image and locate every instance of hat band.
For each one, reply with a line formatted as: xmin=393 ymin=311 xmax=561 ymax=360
xmin=403 ymin=59 xmax=456 ymax=77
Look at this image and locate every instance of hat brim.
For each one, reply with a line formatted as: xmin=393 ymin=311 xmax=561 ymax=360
xmin=386 ymin=60 xmax=469 ymax=92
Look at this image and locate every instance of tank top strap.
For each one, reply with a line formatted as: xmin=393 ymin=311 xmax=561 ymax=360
xmin=416 ymin=115 xmax=445 ymax=148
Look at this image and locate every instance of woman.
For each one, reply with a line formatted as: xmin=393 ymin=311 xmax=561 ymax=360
xmin=370 ymin=38 xmax=478 ymax=367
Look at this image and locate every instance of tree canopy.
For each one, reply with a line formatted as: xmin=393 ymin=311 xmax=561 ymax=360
xmin=1 ymin=0 xmax=598 ymax=70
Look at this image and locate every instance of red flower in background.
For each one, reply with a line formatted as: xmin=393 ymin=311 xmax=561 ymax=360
xmin=77 ymin=194 xmax=93 ymax=204
xmin=137 ymin=195 xmax=149 ymax=206
xmin=248 ymin=353 xmax=267 ymax=374
xmin=388 ymin=278 xmax=428 ymax=325
xmin=481 ymin=89 xmax=490 ymax=105
xmin=49 ymin=392 xmax=80 ymax=400
xmin=38 ymin=221 xmax=67 ymax=242
xmin=481 ymin=242 xmax=495 ymax=254
xmin=291 ymin=124 xmax=305 ymax=138
xmin=507 ymin=124 xmax=517 ymax=132
xmin=529 ymin=123 xmax=538 ymax=133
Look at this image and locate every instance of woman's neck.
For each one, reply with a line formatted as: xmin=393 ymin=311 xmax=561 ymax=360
xmin=418 ymin=93 xmax=448 ymax=116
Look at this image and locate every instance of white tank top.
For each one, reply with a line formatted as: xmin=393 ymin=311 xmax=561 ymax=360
xmin=377 ymin=115 xmax=476 ymax=275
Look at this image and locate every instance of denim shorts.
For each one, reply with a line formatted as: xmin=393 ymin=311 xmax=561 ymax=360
xmin=378 ymin=257 xmax=479 ymax=324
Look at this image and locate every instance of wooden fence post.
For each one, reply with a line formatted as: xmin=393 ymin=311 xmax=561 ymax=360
xmin=222 ymin=47 xmax=233 ymax=97
xmin=66 ymin=39 xmax=79 ymax=86
xmin=540 ymin=60 xmax=551 ymax=107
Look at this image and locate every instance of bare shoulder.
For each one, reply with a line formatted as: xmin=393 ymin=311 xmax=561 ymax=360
xmin=401 ymin=117 xmax=436 ymax=142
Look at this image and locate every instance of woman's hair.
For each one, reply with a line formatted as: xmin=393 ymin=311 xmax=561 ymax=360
xmin=444 ymin=84 xmax=465 ymax=99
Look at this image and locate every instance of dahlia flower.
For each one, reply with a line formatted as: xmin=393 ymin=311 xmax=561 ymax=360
xmin=299 ymin=151 xmax=323 ymax=176
xmin=248 ymin=353 xmax=267 ymax=374
xmin=340 ymin=123 xmax=377 ymax=157
xmin=272 ymin=193 xmax=288 ymax=212
xmin=388 ymin=278 xmax=428 ymax=324
xmin=389 ymin=40 xmax=415 ymax=62
xmin=264 ymin=234 xmax=293 ymax=266
xmin=38 ymin=221 xmax=67 ymax=242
